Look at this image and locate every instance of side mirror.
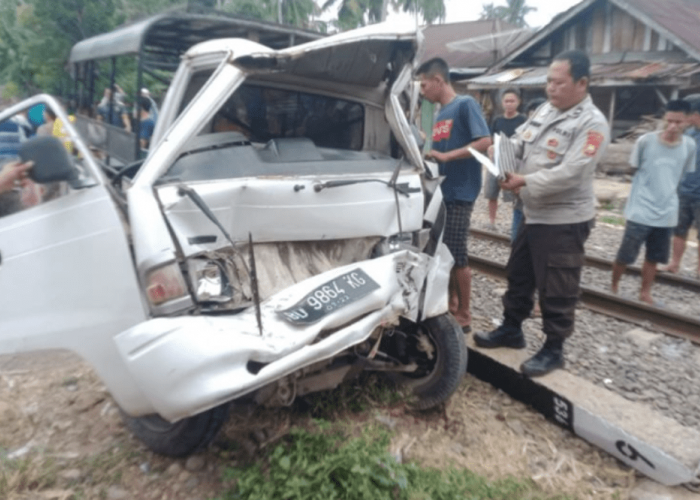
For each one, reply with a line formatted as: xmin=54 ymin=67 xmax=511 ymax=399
xmin=19 ymin=136 xmax=78 ymax=184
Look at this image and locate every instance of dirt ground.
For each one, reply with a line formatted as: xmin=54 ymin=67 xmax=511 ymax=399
xmin=0 ymin=343 xmax=644 ymax=500
xmin=0 ymin=173 xmax=695 ymax=500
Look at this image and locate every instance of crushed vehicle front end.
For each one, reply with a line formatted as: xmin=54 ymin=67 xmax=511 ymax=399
xmin=116 ymin=25 xmax=459 ymax=424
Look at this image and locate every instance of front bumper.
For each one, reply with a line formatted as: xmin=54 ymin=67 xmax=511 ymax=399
xmin=115 ymin=248 xmax=451 ymax=421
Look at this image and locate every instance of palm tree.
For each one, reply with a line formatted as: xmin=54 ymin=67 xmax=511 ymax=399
xmin=396 ymin=0 xmax=445 ymax=25
xmin=479 ymin=0 xmax=536 ymax=28
xmin=322 ymin=0 xmax=445 ymax=31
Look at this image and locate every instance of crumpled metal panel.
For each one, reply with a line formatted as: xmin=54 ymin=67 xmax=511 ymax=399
xmin=157 ymin=175 xmax=424 ymax=252
xmin=233 ymin=24 xmax=420 ymax=88
xmin=421 ymin=239 xmax=453 ymax=321
xmin=114 ymin=250 xmax=440 ymax=420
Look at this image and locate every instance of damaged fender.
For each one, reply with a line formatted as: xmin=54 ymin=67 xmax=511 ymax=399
xmin=114 ymin=249 xmax=449 ymax=421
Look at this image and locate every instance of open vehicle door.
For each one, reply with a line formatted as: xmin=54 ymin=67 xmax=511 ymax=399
xmin=0 ymin=95 xmax=150 ymax=412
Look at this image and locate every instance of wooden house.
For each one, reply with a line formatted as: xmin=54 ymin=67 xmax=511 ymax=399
xmin=467 ymin=0 xmax=700 ymax=137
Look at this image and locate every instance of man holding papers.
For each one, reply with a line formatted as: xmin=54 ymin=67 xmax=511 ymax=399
xmin=473 ymin=50 xmax=610 ymax=377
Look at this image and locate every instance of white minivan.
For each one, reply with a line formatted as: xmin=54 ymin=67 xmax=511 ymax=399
xmin=0 ymin=25 xmax=466 ymax=456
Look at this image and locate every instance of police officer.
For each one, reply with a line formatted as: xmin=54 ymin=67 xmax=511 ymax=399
xmin=474 ymin=50 xmax=610 ymax=377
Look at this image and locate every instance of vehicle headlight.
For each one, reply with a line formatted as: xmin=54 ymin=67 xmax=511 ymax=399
xmin=372 ymin=232 xmax=427 ymax=257
xmin=187 ymin=258 xmax=233 ymax=304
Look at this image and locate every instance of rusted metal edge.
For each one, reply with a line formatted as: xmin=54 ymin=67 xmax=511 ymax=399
xmin=470 ymin=228 xmax=700 ymax=293
xmin=469 ymin=254 xmax=700 ymax=344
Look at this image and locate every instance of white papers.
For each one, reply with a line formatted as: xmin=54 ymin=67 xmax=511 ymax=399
xmin=496 ymin=132 xmax=518 ymax=178
xmin=467 ymin=146 xmax=499 ymax=178
xmin=469 ymin=132 xmax=518 ymax=181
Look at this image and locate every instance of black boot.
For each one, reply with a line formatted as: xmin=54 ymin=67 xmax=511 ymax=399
xmin=520 ymin=339 xmax=564 ymax=377
xmin=473 ymin=320 xmax=525 ymax=349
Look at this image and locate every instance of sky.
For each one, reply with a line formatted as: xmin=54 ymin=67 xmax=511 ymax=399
xmin=371 ymin=0 xmax=583 ymax=30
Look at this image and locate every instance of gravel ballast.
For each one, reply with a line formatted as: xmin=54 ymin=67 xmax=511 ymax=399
xmin=466 ymin=187 xmax=700 ymax=431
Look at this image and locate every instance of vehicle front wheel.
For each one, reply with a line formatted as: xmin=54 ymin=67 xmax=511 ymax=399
xmin=384 ymin=313 xmax=468 ymax=410
xmin=121 ymin=404 xmax=229 ymax=457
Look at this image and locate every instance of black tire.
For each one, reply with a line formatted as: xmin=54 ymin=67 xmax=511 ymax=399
xmin=121 ymin=404 xmax=229 ymax=457
xmin=388 ymin=313 xmax=468 ymax=410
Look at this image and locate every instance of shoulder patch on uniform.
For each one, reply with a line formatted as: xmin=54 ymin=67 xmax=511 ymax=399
xmin=583 ymin=131 xmax=604 ymax=157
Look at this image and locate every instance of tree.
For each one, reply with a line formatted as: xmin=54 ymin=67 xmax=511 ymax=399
xmin=116 ymin=0 xmax=182 ymax=22
xmin=321 ymin=0 xmax=383 ymax=31
xmin=395 ymin=0 xmax=445 ymax=26
xmin=223 ymin=0 xmax=320 ymax=29
xmin=322 ymin=0 xmax=445 ymax=31
xmin=30 ymin=0 xmax=118 ymax=44
xmin=479 ymin=0 xmax=536 ymax=27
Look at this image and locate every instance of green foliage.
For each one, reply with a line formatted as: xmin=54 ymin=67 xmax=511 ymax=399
xmin=1 ymin=81 xmax=21 ymax=100
xmin=322 ymin=0 xmax=445 ymax=31
xmin=322 ymin=0 xmax=385 ymax=31
xmin=300 ymin=373 xmax=405 ymax=420
xmin=479 ymin=0 xmax=536 ymax=27
xmin=118 ymin=0 xmax=183 ymax=23
xmin=30 ymin=0 xmax=119 ymax=53
xmin=394 ymin=0 xmax=445 ymax=25
xmin=0 ymin=0 xmax=435 ymax=100
xmin=223 ymin=0 xmax=320 ymax=29
xmin=213 ymin=422 xmax=575 ymax=500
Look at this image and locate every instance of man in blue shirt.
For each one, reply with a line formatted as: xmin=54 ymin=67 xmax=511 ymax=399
xmin=417 ymin=58 xmax=491 ymax=333
xmin=662 ymin=99 xmax=700 ymax=278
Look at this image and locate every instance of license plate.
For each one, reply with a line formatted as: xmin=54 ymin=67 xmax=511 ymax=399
xmin=278 ymin=269 xmax=380 ymax=325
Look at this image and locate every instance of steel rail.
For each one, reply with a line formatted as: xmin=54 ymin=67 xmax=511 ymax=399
xmin=470 ymin=227 xmax=700 ymax=294
xmin=469 ymin=254 xmax=700 ymax=344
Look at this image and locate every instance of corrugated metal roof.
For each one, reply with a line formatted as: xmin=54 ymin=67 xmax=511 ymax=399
xmin=469 ymin=61 xmax=700 ymax=87
xmin=420 ymin=19 xmax=524 ymax=69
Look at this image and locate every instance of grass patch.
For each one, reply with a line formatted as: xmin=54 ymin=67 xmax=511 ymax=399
xmin=0 ymin=452 xmax=60 ymax=497
xmin=213 ymin=421 xmax=574 ymax=500
xmin=0 ymin=441 xmax=139 ymax=500
xmin=299 ymin=373 xmax=406 ymax=419
xmin=599 ymin=215 xmax=625 ymax=226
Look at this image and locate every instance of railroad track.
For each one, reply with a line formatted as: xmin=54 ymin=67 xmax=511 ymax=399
xmin=469 ymin=227 xmax=700 ymax=343
xmin=471 ymin=228 xmax=700 ymax=293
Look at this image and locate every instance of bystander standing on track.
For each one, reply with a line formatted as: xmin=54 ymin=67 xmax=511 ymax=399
xmin=417 ymin=58 xmax=492 ymax=334
xmin=474 ymin=50 xmax=610 ymax=377
xmin=661 ymin=99 xmax=700 ymax=278
xmin=484 ymin=88 xmax=526 ymax=232
xmin=611 ymin=100 xmax=696 ymax=305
